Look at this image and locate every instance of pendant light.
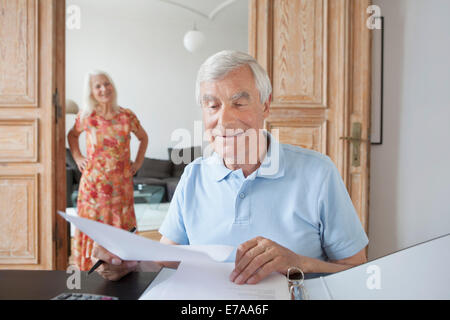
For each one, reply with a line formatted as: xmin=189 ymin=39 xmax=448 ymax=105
xmin=183 ymin=23 xmax=205 ymax=53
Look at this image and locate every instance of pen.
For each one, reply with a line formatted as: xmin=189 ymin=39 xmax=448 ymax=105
xmin=87 ymin=226 xmax=137 ymax=275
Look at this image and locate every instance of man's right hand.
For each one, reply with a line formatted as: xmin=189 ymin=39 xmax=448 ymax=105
xmin=92 ymin=243 xmax=139 ymax=281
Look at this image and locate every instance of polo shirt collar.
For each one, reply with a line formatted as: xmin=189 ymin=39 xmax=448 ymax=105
xmin=208 ymin=153 xmax=234 ymax=181
xmin=207 ymin=131 xmax=285 ymax=182
xmin=256 ymin=132 xmax=285 ymax=180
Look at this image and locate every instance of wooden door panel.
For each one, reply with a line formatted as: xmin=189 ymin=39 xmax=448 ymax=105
xmin=252 ymin=0 xmax=346 ymax=167
xmin=271 ymin=0 xmax=326 ymax=106
xmin=0 ymin=0 xmax=67 ymax=270
xmin=0 ymin=0 xmax=45 ymax=270
xmin=267 ymin=118 xmax=327 ymax=154
xmin=0 ymin=174 xmax=38 ymax=265
xmin=250 ymin=0 xmax=371 ymax=233
xmin=0 ymin=119 xmax=38 ymax=162
xmin=0 ymin=0 xmax=38 ymax=107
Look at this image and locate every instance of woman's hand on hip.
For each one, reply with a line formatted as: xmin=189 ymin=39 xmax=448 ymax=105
xmin=130 ymin=160 xmax=142 ymax=176
xmin=74 ymin=155 xmax=88 ymax=172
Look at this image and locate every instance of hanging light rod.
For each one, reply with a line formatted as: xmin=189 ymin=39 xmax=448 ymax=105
xmin=157 ymin=0 xmax=237 ymax=21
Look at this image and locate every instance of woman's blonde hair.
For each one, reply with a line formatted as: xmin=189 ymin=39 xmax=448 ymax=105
xmin=81 ymin=70 xmax=119 ymax=119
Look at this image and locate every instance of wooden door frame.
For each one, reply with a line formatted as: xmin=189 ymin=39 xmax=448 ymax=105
xmin=346 ymin=0 xmax=372 ymax=236
xmin=55 ymin=0 xmax=68 ymax=270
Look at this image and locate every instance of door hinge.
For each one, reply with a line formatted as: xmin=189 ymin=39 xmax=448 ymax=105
xmin=53 ymin=89 xmax=63 ymax=124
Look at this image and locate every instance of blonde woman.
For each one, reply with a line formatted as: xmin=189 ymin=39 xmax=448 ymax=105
xmin=68 ymin=70 xmax=148 ymax=271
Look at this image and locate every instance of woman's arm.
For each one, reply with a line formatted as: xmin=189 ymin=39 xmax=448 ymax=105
xmin=131 ymin=126 xmax=148 ymax=175
xmin=67 ymin=125 xmax=88 ymax=172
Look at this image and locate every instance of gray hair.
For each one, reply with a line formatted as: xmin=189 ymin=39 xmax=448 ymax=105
xmin=81 ymin=70 xmax=119 ymax=119
xmin=196 ymin=50 xmax=272 ymax=106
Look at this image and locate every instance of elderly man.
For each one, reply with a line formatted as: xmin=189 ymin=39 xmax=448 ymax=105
xmin=93 ymin=51 xmax=368 ymax=285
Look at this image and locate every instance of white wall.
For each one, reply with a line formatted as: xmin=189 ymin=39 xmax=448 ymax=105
xmin=369 ymin=0 xmax=450 ymax=260
xmin=66 ymin=0 xmax=248 ymax=160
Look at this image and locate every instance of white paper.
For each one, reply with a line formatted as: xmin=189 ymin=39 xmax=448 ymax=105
xmin=147 ymin=261 xmax=290 ymax=300
xmin=303 ymin=234 xmax=450 ymax=300
xmin=139 ymin=268 xmax=178 ymax=300
xmin=58 ymin=211 xmax=234 ymax=263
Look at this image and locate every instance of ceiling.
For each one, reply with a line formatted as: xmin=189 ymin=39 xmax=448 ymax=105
xmin=71 ymin=0 xmax=248 ymax=24
xmin=164 ymin=0 xmax=240 ymax=17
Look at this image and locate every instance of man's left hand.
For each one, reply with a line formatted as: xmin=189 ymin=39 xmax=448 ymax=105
xmin=229 ymin=236 xmax=307 ymax=285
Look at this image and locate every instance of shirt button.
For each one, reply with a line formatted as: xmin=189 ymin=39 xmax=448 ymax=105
xmin=239 ymin=193 xmax=246 ymax=199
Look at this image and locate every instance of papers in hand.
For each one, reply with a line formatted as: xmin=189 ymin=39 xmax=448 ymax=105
xmin=60 ymin=211 xmax=290 ymax=300
xmin=57 ymin=211 xmax=233 ymax=263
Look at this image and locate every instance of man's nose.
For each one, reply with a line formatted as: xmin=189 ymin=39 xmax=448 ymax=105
xmin=217 ymin=105 xmax=235 ymax=127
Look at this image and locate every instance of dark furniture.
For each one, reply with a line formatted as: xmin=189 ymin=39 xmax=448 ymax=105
xmin=134 ymin=146 xmax=202 ymax=202
xmin=0 ymin=270 xmax=158 ymax=300
xmin=66 ymin=146 xmax=201 ymax=206
xmin=66 ymin=149 xmax=81 ymax=207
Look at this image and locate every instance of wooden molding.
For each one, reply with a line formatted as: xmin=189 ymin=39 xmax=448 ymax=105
xmin=0 ymin=174 xmax=39 ymax=265
xmin=0 ymin=119 xmax=38 ymax=163
xmin=267 ymin=118 xmax=327 ymax=154
xmin=0 ymin=0 xmax=39 ymax=107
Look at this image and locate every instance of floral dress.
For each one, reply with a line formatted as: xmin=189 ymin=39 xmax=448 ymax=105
xmin=73 ymin=107 xmax=141 ymax=271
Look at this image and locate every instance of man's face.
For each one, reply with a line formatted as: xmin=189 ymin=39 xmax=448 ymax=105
xmin=200 ymin=65 xmax=270 ymax=163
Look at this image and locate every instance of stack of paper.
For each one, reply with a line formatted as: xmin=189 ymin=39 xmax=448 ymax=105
xmin=143 ymin=262 xmax=289 ymax=300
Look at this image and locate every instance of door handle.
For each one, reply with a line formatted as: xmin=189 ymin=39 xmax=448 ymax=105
xmin=340 ymin=123 xmax=367 ymax=167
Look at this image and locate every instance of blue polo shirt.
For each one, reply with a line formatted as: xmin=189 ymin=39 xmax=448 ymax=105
xmin=159 ymin=135 xmax=368 ymax=262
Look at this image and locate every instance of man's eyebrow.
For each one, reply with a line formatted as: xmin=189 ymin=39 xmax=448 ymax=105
xmin=230 ymin=91 xmax=251 ymax=101
xmin=202 ymin=94 xmax=219 ymax=102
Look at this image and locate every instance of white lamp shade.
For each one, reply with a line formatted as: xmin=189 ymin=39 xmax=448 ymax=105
xmin=183 ymin=30 xmax=205 ymax=53
xmin=66 ymin=99 xmax=79 ymax=114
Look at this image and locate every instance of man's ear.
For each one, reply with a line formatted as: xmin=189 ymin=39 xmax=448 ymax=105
xmin=262 ymin=94 xmax=272 ymax=118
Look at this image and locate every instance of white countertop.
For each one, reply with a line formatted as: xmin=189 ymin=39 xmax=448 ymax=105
xmin=66 ymin=202 xmax=170 ymax=237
